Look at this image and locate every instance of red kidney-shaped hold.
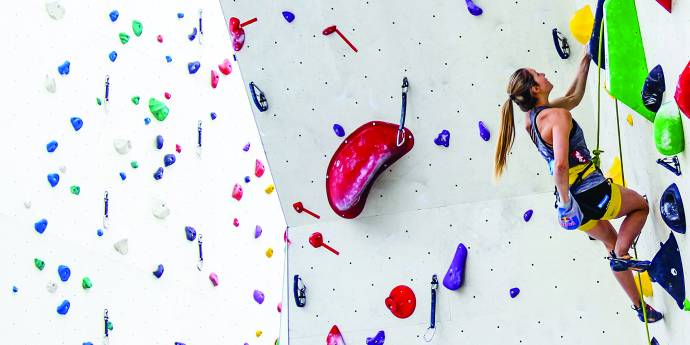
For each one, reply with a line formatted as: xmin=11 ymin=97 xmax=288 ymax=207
xmin=326 ymin=121 xmax=414 ymax=219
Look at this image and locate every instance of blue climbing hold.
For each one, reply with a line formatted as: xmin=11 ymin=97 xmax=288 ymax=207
xmin=47 ymin=173 xmax=60 ymax=187
xmin=109 ymin=51 xmax=117 ymax=62
xmin=185 ymin=226 xmax=197 ymax=241
xmin=282 ymin=11 xmax=295 ymax=23
xmin=165 ymin=56 xmax=172 ymax=63
xmin=119 ymin=172 xmax=126 ymax=180
xmin=57 ymin=300 xmax=71 ymax=315
xmin=177 ymin=13 xmax=184 ymax=19
xmin=478 ymin=121 xmax=491 ymax=141
xmin=58 ymin=265 xmax=71 ymax=282
xmin=523 ymin=209 xmax=533 ymax=222
xmin=153 ymin=264 xmax=164 ymax=278
xmin=144 ymin=118 xmax=151 ymax=125
xmin=649 ymin=232 xmax=686 ymax=309
xmin=47 ymin=140 xmax=58 ymax=153
xmin=244 ymin=176 xmax=251 ymax=183
xmin=83 ymin=342 xmax=94 ymax=345
xmin=510 ymin=287 xmax=520 ymax=298
xmin=366 ymin=330 xmax=385 ymax=345
xmin=660 ymin=183 xmax=685 ymax=234
xmin=210 ymin=112 xmax=217 ymax=120
xmin=164 ymin=154 xmax=176 ymax=167
xmin=12 ymin=286 xmax=18 ymax=293
xmin=443 ymin=243 xmax=468 ymax=290
xmin=434 ymin=129 xmax=451 ymax=147
xmin=254 ymin=225 xmax=263 ymax=239
xmin=188 ymin=61 xmax=200 ymax=74
xmin=589 ymin=0 xmax=606 ymax=69
xmin=188 ymin=27 xmax=197 ymax=41
xmin=642 ymin=65 xmax=666 ymax=113
xmin=333 ymin=124 xmax=345 ymax=137
xmin=153 ymin=167 xmax=164 ymax=180
xmin=156 ymin=135 xmax=164 ymax=149
xmin=109 ymin=10 xmax=119 ymax=22
xmin=58 ymin=61 xmax=70 ymax=75
xmin=243 ymin=143 xmax=251 ymax=152
xmin=97 ymin=229 xmax=103 ymax=236
xmin=34 ymin=218 xmax=48 ymax=234
xmin=71 ymin=117 xmax=83 ymax=131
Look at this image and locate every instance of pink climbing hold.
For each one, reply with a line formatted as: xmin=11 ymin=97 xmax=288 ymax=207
xmin=219 ymin=58 xmax=232 ymax=75
xmin=327 ymin=325 xmax=346 ymax=345
xmin=211 ymin=70 xmax=219 ymax=89
xmin=209 ymin=272 xmax=219 ymax=286
xmin=164 ymin=92 xmax=172 ymax=100
xmin=255 ymin=159 xmax=265 ymax=177
xmin=233 ymin=218 xmax=240 ymax=227
xmin=175 ymin=144 xmax=182 ymax=153
xmin=157 ymin=34 xmax=163 ymax=43
xmin=675 ymin=60 xmax=690 ymax=118
xmin=229 ymin=17 xmax=246 ymax=52
xmin=232 ymin=183 xmax=243 ymax=201
xmin=277 ymin=302 xmax=282 ymax=313
xmin=656 ymin=0 xmax=672 ymax=13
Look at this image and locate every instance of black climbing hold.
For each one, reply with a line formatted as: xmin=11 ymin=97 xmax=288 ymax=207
xmin=649 ymin=232 xmax=686 ymax=309
xmin=642 ymin=65 xmax=666 ymax=113
xmin=660 ymin=183 xmax=685 ymax=234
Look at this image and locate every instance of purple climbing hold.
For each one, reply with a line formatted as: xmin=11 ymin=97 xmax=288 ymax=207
xmin=478 ymin=121 xmax=490 ymax=141
xmin=188 ymin=61 xmax=201 ymax=74
xmin=177 ymin=13 xmax=184 ymax=19
xmin=188 ymin=27 xmax=198 ymax=41
xmin=282 ymin=11 xmax=295 ymax=23
xmin=333 ymin=124 xmax=345 ymax=137
xmin=210 ymin=112 xmax=217 ymax=120
xmin=71 ymin=117 xmax=83 ymax=131
xmin=109 ymin=10 xmax=119 ymax=22
xmin=57 ymin=300 xmax=71 ymax=315
xmin=509 ymin=287 xmax=520 ymax=298
xmin=443 ymin=243 xmax=468 ymax=290
xmin=156 ymin=135 xmax=164 ymax=149
xmin=47 ymin=140 xmax=58 ymax=153
xmin=254 ymin=225 xmax=263 ymax=239
xmin=144 ymin=118 xmax=151 ymax=125
xmin=47 ymin=173 xmax=60 ymax=187
xmin=185 ymin=226 xmax=197 ymax=241
xmin=523 ymin=209 xmax=533 ymax=222
xmin=465 ymin=0 xmax=483 ymax=16
xmin=58 ymin=61 xmax=70 ymax=75
xmin=253 ymin=289 xmax=265 ymax=304
xmin=58 ymin=265 xmax=71 ymax=282
xmin=244 ymin=176 xmax=251 ymax=183
xmin=164 ymin=154 xmax=176 ymax=167
xmin=34 ymin=218 xmax=48 ymax=234
xmin=642 ymin=64 xmax=666 ymax=113
xmin=109 ymin=51 xmax=117 ymax=62
xmin=119 ymin=172 xmax=126 ymax=180
xmin=153 ymin=167 xmax=164 ymax=180
xmin=366 ymin=330 xmax=385 ymax=345
xmin=175 ymin=343 xmax=186 ymax=345
xmin=153 ymin=264 xmax=164 ymax=278
xmin=243 ymin=142 xmax=251 ymax=152
xmin=165 ymin=56 xmax=172 ymax=63
xmin=434 ymin=129 xmax=451 ymax=147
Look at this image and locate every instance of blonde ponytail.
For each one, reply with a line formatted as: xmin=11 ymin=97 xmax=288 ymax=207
xmin=494 ymin=98 xmax=516 ymax=182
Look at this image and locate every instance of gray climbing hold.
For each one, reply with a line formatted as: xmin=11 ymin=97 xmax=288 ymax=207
xmin=46 ymin=1 xmax=66 ymax=20
xmin=113 ymin=238 xmax=128 ymax=255
xmin=46 ymin=281 xmax=58 ymax=293
xmin=152 ymin=201 xmax=170 ymax=219
xmin=113 ymin=139 xmax=132 ymax=154
xmin=24 ymin=201 xmax=32 ymax=209
xmin=45 ymin=75 xmax=56 ymax=93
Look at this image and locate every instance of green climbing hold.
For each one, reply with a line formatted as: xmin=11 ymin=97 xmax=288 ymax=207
xmin=96 ymin=98 xmax=102 ymax=106
xmin=132 ymin=20 xmax=143 ymax=37
xmin=119 ymin=32 xmax=130 ymax=44
xmin=149 ymin=98 xmax=169 ymax=121
xmin=107 ymin=321 xmax=114 ymax=330
xmin=605 ymin=0 xmax=655 ymax=122
xmin=70 ymin=185 xmax=81 ymax=195
xmin=130 ymin=161 xmax=139 ymax=169
xmin=131 ymin=96 xmax=140 ymax=105
xmin=81 ymin=277 xmax=93 ymax=289
xmin=34 ymin=258 xmax=45 ymax=270
xmin=684 ymin=298 xmax=690 ymax=311
xmin=654 ymin=102 xmax=685 ymax=155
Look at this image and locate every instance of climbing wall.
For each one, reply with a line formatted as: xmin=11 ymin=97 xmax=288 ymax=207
xmin=0 ymin=1 xmax=285 ymax=344
xmin=220 ymin=0 xmax=688 ymax=344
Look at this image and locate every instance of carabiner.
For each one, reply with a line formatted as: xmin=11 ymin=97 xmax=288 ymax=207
xmin=293 ymin=275 xmax=306 ymax=307
xmin=397 ymin=77 xmax=409 ymax=147
xmin=552 ymin=28 xmax=570 ymax=59
xmin=657 ymin=156 xmax=681 ymax=176
xmin=249 ymin=82 xmax=268 ymax=112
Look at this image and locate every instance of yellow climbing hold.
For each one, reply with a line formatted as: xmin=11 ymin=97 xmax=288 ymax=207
xmin=256 ymin=330 xmax=263 ymax=337
xmin=570 ymin=5 xmax=594 ymax=45
xmin=266 ymin=248 xmax=274 ymax=258
xmin=265 ymin=184 xmax=275 ymax=194
xmin=605 ymin=156 xmax=627 ymax=188
xmin=634 ymin=271 xmax=653 ymax=297
xmin=627 ymin=114 xmax=633 ymax=126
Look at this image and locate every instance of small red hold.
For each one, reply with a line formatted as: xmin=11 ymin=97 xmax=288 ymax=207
xmin=233 ymin=218 xmax=240 ymax=227
xmin=255 ymin=159 xmax=265 ymax=177
xmin=232 ymin=183 xmax=243 ymax=201
xmin=164 ymin=92 xmax=171 ymax=100
xmin=219 ymin=58 xmax=232 ymax=75
xmin=211 ymin=70 xmax=219 ymax=89
xmin=175 ymin=144 xmax=182 ymax=153
xmin=675 ymin=60 xmax=690 ymax=118
xmin=157 ymin=35 xmax=163 ymax=43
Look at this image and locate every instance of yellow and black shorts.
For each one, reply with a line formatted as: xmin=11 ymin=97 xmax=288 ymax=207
xmin=573 ymin=178 xmax=622 ymax=231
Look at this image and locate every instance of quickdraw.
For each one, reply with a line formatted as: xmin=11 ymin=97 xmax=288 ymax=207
xmin=293 ymin=275 xmax=306 ymax=307
xmin=197 ymin=234 xmax=204 ymax=271
xmin=551 ymin=28 xmax=570 ymax=59
xmin=249 ymin=82 xmax=268 ymax=112
xmin=423 ymin=274 xmax=438 ymax=342
xmin=657 ymin=156 xmax=681 ymax=176
xmin=397 ymin=77 xmax=409 ymax=147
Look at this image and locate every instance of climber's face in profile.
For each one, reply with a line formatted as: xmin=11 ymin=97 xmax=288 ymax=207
xmin=527 ymin=68 xmax=553 ymax=97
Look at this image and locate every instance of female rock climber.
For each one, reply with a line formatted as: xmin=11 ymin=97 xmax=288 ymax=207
xmin=493 ymin=50 xmax=663 ymax=323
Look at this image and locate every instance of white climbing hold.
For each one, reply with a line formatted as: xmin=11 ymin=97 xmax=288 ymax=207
xmin=24 ymin=201 xmax=32 ymax=209
xmin=114 ymin=238 xmax=129 ymax=255
xmin=46 ymin=1 xmax=66 ymax=20
xmin=152 ymin=201 xmax=170 ymax=219
xmin=58 ymin=165 xmax=67 ymax=173
xmin=45 ymin=75 xmax=56 ymax=93
xmin=113 ymin=139 xmax=132 ymax=154
xmin=46 ymin=281 xmax=58 ymax=293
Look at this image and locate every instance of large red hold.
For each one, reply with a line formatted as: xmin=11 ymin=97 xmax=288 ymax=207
xmin=385 ymin=285 xmax=416 ymax=318
xmin=326 ymin=121 xmax=414 ymax=219
xmin=656 ymin=0 xmax=672 ymax=13
xmin=675 ymin=60 xmax=690 ymax=118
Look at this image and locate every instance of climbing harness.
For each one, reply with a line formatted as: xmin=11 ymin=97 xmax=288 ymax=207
xmin=397 ymin=77 xmax=409 ymax=147
xmin=293 ymin=275 xmax=306 ymax=307
xmin=551 ymin=28 xmax=570 ymax=59
xmin=249 ymin=81 xmax=268 ymax=112
xmin=657 ymin=156 xmax=681 ymax=176
xmin=423 ymin=274 xmax=438 ymax=342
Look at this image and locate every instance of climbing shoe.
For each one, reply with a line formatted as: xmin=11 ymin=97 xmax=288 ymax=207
xmin=607 ymin=251 xmax=651 ymax=272
xmin=633 ymin=303 xmax=664 ymax=323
